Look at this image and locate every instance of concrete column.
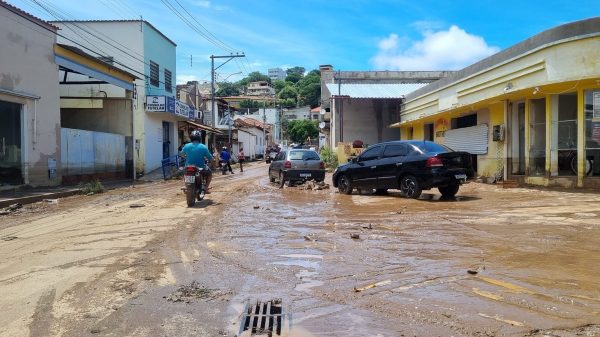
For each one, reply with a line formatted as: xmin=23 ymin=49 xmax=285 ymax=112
xmin=577 ymin=88 xmax=585 ymax=187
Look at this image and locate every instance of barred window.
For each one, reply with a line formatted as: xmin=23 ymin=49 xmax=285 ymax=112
xmin=149 ymin=61 xmax=159 ymax=87
xmin=164 ymin=69 xmax=172 ymax=92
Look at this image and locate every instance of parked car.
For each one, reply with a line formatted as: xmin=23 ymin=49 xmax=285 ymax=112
xmin=268 ymin=149 xmax=326 ymax=187
xmin=332 ymin=140 xmax=475 ymax=198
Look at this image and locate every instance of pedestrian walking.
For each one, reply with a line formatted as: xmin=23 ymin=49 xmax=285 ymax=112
xmin=238 ymin=147 xmax=245 ymax=172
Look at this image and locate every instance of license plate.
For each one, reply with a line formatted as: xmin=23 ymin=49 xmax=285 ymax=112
xmin=455 ymin=174 xmax=467 ymax=181
xmin=184 ymin=175 xmax=195 ymax=183
xmin=299 ymin=173 xmax=312 ymax=178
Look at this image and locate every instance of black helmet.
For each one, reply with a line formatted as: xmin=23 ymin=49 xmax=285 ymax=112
xmin=190 ymin=130 xmax=202 ymax=142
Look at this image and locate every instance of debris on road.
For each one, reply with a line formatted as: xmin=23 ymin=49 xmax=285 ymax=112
xmin=129 ymin=203 xmax=145 ymax=208
xmin=284 ymin=216 xmax=296 ymax=219
xmin=1 ymin=236 xmax=18 ymax=241
xmin=361 ymin=224 xmax=373 ymax=230
xmin=467 ymin=269 xmax=478 ymax=275
xmin=1 ymin=203 xmax=23 ymax=215
xmin=253 ymin=205 xmax=260 ymax=209
xmin=294 ymin=180 xmax=331 ymax=191
xmin=478 ymin=313 xmax=524 ymax=326
xmin=350 ymin=233 xmax=360 ymax=239
xmin=354 ymin=279 xmax=391 ymax=292
xmin=304 ymin=235 xmax=316 ymax=242
xmin=165 ymin=281 xmax=217 ymax=303
xmin=43 ymin=199 xmax=59 ymax=204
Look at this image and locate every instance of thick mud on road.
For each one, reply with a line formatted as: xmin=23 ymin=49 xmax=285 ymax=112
xmin=1 ymin=162 xmax=600 ymax=337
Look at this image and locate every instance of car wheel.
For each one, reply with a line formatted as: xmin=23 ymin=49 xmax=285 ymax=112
xmin=438 ymin=183 xmax=459 ymax=198
xmin=337 ymin=175 xmax=353 ymax=195
xmin=400 ymin=175 xmax=422 ymax=199
xmin=278 ymin=171 xmax=285 ymax=188
xmin=375 ymin=188 xmax=388 ymax=195
xmin=269 ymin=169 xmax=275 ymax=183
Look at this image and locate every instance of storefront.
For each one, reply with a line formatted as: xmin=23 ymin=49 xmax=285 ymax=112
xmin=395 ymin=18 xmax=600 ymax=188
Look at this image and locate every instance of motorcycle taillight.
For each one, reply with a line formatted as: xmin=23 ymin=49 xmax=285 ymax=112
xmin=185 ymin=166 xmax=196 ymax=174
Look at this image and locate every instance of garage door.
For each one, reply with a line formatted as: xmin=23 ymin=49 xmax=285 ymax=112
xmin=443 ymin=124 xmax=488 ymax=154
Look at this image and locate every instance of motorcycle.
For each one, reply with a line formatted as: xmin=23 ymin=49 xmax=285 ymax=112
xmin=183 ymin=165 xmax=206 ymax=207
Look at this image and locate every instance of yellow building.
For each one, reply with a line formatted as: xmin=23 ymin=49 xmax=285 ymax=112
xmin=395 ymin=17 xmax=600 ymax=188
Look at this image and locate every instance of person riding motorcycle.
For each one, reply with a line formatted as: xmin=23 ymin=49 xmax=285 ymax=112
xmin=181 ymin=130 xmax=213 ymax=192
xmin=219 ymin=146 xmax=234 ymax=174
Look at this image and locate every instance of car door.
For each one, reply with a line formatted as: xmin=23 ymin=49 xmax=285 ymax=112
xmin=351 ymin=145 xmax=382 ymax=188
xmin=377 ymin=143 xmax=409 ymax=188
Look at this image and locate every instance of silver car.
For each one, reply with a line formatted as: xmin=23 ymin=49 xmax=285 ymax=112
xmin=268 ymin=149 xmax=326 ymax=187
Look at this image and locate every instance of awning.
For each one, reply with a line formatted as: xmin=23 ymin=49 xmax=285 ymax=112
xmin=178 ymin=120 xmax=224 ymax=134
xmin=54 ymin=44 xmax=137 ymax=91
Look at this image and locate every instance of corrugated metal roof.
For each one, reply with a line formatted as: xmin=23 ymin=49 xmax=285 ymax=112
xmin=325 ymin=83 xmax=427 ymax=99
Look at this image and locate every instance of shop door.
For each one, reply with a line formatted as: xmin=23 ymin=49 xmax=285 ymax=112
xmin=508 ymin=102 xmax=525 ymax=175
xmin=162 ymin=121 xmax=170 ymax=159
xmin=0 ymin=101 xmax=23 ymax=185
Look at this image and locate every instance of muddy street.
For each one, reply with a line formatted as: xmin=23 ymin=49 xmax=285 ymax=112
xmin=1 ymin=163 xmax=600 ymax=337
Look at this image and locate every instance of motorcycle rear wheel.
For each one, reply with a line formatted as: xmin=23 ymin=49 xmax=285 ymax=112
xmin=186 ymin=185 xmax=196 ymax=207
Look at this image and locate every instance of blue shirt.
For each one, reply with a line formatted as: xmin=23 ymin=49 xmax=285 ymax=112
xmin=182 ymin=142 xmax=213 ymax=168
xmin=220 ymin=150 xmax=231 ymax=161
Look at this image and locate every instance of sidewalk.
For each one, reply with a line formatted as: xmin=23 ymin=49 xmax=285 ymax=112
xmin=0 ymin=179 xmax=137 ymax=209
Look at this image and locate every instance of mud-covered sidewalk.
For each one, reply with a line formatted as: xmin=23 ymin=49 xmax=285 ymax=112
xmin=1 ymin=163 xmax=599 ymax=337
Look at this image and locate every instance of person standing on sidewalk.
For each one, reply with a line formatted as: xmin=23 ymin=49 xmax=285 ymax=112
xmin=238 ymin=147 xmax=245 ymax=172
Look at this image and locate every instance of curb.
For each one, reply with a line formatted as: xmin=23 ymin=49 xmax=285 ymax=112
xmin=0 ymin=189 xmax=82 ymax=208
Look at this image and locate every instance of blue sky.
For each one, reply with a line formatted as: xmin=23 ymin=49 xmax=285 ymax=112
xmin=8 ymin=0 xmax=599 ymax=84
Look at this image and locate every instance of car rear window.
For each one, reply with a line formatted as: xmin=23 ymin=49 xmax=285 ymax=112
xmin=413 ymin=142 xmax=452 ymax=153
xmin=289 ymin=150 xmax=320 ymax=160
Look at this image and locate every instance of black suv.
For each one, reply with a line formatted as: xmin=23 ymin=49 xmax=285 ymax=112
xmin=332 ymin=140 xmax=475 ymax=198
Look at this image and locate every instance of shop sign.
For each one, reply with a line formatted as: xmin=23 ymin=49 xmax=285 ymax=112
xmin=175 ymin=100 xmax=189 ymax=117
xmin=166 ymin=96 xmax=176 ymax=113
xmin=435 ymin=117 xmax=449 ymax=137
xmin=146 ymin=95 xmax=166 ymax=111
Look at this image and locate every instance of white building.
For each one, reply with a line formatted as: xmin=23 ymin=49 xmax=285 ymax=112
xmin=52 ymin=20 xmax=191 ymax=176
xmin=246 ymin=81 xmax=275 ymax=96
xmin=268 ymin=68 xmax=286 ymax=81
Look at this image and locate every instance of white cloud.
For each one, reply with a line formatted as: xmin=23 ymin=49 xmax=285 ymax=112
xmin=371 ymin=25 xmax=500 ymax=71
xmin=177 ymin=74 xmax=198 ymax=84
xmin=189 ymin=1 xmax=228 ymax=11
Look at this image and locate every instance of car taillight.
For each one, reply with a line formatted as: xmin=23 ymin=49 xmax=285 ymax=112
xmin=426 ymin=156 xmax=444 ymax=167
xmin=284 ymin=160 xmax=292 ymax=169
xmin=319 ymin=161 xmax=325 ymax=169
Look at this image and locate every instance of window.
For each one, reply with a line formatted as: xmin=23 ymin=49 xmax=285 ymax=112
xmin=556 ymin=93 xmax=577 ymax=176
xmin=359 ymin=146 xmax=381 ymax=161
xmin=289 ymin=151 xmax=320 ymax=161
xmin=413 ymin=142 xmax=452 ymax=154
xmin=164 ymin=69 xmax=172 ymax=92
xmin=383 ymin=144 xmax=408 ymax=158
xmin=149 ymin=61 xmax=159 ymax=87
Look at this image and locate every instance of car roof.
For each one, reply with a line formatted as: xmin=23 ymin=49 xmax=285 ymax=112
xmin=368 ymin=140 xmax=436 ymax=147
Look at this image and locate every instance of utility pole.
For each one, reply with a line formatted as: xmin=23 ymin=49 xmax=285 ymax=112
xmin=210 ymin=53 xmax=245 ymax=148
xmin=263 ymin=99 xmax=267 ymax=157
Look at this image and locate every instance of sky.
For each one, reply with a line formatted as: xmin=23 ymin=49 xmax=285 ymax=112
xmin=7 ymin=0 xmax=599 ymax=84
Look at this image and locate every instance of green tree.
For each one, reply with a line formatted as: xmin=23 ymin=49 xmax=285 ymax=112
xmin=239 ymin=99 xmax=261 ymax=108
xmin=286 ymin=66 xmax=305 ymax=76
xmin=215 ymin=82 xmax=241 ymax=97
xmin=273 ymin=80 xmax=286 ymax=94
xmin=285 ymin=72 xmax=302 ymax=84
xmin=279 ymin=98 xmax=296 ymax=108
xmin=287 ymin=119 xmax=319 ymax=144
xmin=296 ymin=71 xmax=321 ymax=107
xmin=278 ymin=85 xmax=298 ymax=101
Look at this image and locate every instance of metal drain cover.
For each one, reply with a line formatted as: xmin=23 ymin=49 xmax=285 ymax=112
xmin=238 ymin=299 xmax=290 ymax=336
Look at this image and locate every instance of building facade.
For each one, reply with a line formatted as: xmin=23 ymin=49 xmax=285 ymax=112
xmin=53 ymin=20 xmax=185 ymax=176
xmin=397 ymin=18 xmax=600 ymax=188
xmin=268 ymin=68 xmax=286 ymax=81
xmin=1 ymin=2 xmax=61 ymax=187
xmin=246 ymin=81 xmax=276 ymax=96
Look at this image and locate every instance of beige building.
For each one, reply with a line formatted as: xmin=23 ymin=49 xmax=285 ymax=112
xmin=397 ymin=18 xmax=600 ymax=188
xmin=0 ymin=1 xmax=61 ymax=187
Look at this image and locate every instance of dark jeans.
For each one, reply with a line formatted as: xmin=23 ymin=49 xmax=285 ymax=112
xmin=239 ymin=159 xmax=244 ymax=172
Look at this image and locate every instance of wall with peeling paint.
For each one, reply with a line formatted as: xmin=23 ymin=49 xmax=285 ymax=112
xmin=0 ymin=6 xmax=61 ymax=186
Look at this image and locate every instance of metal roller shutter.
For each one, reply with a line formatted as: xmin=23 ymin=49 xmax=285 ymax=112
xmin=443 ymin=124 xmax=489 ymax=154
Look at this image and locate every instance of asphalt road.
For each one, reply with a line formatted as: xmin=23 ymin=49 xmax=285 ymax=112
xmin=1 ymin=162 xmax=599 ymax=337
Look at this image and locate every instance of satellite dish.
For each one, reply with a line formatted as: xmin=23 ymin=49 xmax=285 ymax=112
xmin=319 ymin=122 xmax=326 ymax=129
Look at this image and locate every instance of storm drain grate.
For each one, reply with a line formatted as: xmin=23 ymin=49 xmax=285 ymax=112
xmin=238 ymin=299 xmax=289 ymax=336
